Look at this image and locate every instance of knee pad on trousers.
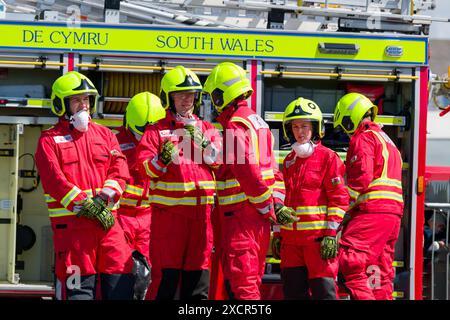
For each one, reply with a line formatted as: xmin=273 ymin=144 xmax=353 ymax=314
xmin=309 ymin=277 xmax=337 ymax=300
xmin=281 ymin=266 xmax=310 ymax=300
xmin=156 ymin=269 xmax=181 ymax=300
xmin=180 ymin=270 xmax=210 ymax=300
xmin=132 ymin=250 xmax=152 ymax=300
xmin=100 ymin=273 xmax=135 ymax=300
xmin=63 ymin=274 xmax=97 ymax=300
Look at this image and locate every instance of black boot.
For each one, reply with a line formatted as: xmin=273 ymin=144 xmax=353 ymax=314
xmin=156 ymin=268 xmax=181 ymax=300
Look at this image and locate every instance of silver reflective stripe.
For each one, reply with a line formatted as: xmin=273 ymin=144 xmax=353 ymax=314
xmin=327 ymin=221 xmax=340 ymax=230
xmin=151 ymin=156 xmax=167 ymax=173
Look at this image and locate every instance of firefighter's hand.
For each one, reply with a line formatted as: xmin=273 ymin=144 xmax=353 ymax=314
xmin=320 ymin=236 xmax=337 ymax=260
xmin=92 ymin=194 xmax=115 ymax=230
xmin=77 ymin=198 xmax=98 ymax=219
xmin=184 ymin=124 xmax=211 ymax=150
xmin=159 ymin=140 xmax=177 ymax=165
xmin=271 ymin=236 xmax=281 ymax=260
xmin=274 ymin=203 xmax=299 ymax=225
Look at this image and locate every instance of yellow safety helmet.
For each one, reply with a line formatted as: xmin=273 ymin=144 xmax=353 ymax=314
xmin=159 ymin=66 xmax=202 ymax=110
xmin=203 ymin=62 xmax=253 ymax=114
xmin=51 ymin=71 xmax=98 ymax=117
xmin=124 ymin=92 xmax=166 ymax=136
xmin=282 ymin=97 xmax=325 ymax=143
xmin=333 ymin=93 xmax=378 ymax=135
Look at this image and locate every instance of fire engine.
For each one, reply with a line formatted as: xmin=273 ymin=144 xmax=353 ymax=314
xmin=0 ymin=0 xmax=445 ymax=299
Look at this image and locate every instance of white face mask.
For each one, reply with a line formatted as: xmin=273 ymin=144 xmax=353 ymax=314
xmin=292 ymin=141 xmax=315 ymax=158
xmin=70 ymin=110 xmax=90 ymax=132
xmin=175 ymin=113 xmax=196 ymax=125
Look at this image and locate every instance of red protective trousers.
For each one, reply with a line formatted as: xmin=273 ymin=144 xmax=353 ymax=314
xmin=219 ymin=202 xmax=271 ymax=300
xmin=338 ymin=213 xmax=401 ymax=300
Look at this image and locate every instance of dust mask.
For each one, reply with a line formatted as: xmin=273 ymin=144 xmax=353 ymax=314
xmin=70 ymin=110 xmax=90 ymax=132
xmin=292 ymin=141 xmax=315 ymax=158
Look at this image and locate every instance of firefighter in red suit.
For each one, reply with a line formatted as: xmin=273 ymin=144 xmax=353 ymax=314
xmin=35 ymin=71 xmax=134 ymax=300
xmin=137 ymin=66 xmax=221 ymax=300
xmin=115 ymin=92 xmax=166 ymax=299
xmin=202 ymin=62 xmax=297 ymax=300
xmin=333 ymin=92 xmax=404 ymax=300
xmin=271 ymin=97 xmax=348 ymax=300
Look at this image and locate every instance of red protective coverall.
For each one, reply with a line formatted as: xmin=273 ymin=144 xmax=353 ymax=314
xmin=115 ymin=126 xmax=151 ymax=261
xmin=35 ymin=119 xmax=133 ymax=286
xmin=338 ymin=121 xmax=404 ymax=300
xmin=215 ymin=100 xmax=286 ymax=300
xmin=137 ymin=111 xmax=220 ymax=298
xmin=280 ymin=142 xmax=348 ymax=281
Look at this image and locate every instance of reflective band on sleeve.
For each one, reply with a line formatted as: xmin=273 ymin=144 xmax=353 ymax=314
xmin=143 ymin=161 xmax=158 ymax=178
xmin=327 ymin=221 xmax=340 ymax=230
xmin=347 ymin=187 xmax=360 ymax=200
xmin=104 ymin=179 xmax=123 ymax=194
xmin=327 ymin=207 xmax=346 ymax=218
xmin=273 ymin=191 xmax=286 ymax=202
xmin=61 ymin=186 xmax=82 ymax=208
xmin=45 ymin=194 xmax=56 ymax=203
xmin=248 ymin=188 xmax=272 ymax=204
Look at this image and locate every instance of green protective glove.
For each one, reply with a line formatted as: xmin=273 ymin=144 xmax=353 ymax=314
xmin=320 ymin=236 xmax=337 ymax=260
xmin=274 ymin=203 xmax=299 ymax=225
xmin=159 ymin=140 xmax=177 ymax=165
xmin=77 ymin=195 xmax=115 ymax=231
xmin=77 ymin=198 xmax=96 ymax=219
xmin=271 ymin=236 xmax=281 ymax=260
xmin=184 ymin=124 xmax=211 ymax=149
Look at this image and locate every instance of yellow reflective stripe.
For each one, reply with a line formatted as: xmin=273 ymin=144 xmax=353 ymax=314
xmin=48 ymin=208 xmax=76 ymax=217
xmin=200 ymin=196 xmax=215 ymax=205
xmin=218 ymin=192 xmax=247 ymax=205
xmin=143 ymin=159 xmax=159 ymax=178
xmin=104 ymin=179 xmax=123 ymax=194
xmin=348 ymin=187 xmax=359 ymax=200
xmin=231 ymin=116 xmax=260 ymax=165
xmin=367 ymin=130 xmax=390 ymax=179
xmin=124 ymin=184 xmax=144 ymax=196
xmin=281 ymin=221 xmax=328 ymax=231
xmin=369 ymin=178 xmax=402 ymax=189
xmin=61 ymin=186 xmax=82 ymax=208
xmin=261 ymin=169 xmax=274 ymax=179
xmin=120 ymin=198 xmax=138 ymax=207
xmin=151 ymin=195 xmax=197 ymax=206
xmin=327 ymin=207 xmax=346 ymax=218
xmin=357 ymin=191 xmax=404 ymax=204
xmin=197 ymin=181 xmax=216 ymax=190
xmin=45 ymin=194 xmax=56 ymax=203
xmin=273 ymin=181 xmax=285 ymax=190
xmin=151 ymin=181 xmax=196 ymax=191
xmin=248 ymin=188 xmax=272 ymax=204
xmin=295 ymin=206 xmax=327 ymax=215
xmin=216 ymin=179 xmax=240 ymax=190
